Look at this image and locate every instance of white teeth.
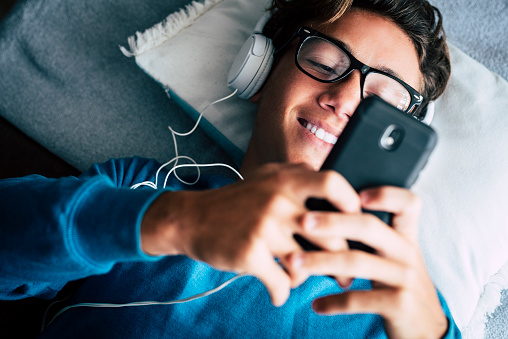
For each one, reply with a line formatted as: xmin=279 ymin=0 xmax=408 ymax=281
xmin=315 ymin=128 xmax=325 ymax=140
xmin=324 ymin=133 xmax=338 ymax=144
xmin=304 ymin=121 xmax=338 ymax=145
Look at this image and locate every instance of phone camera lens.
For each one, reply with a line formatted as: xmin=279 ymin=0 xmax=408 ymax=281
xmin=380 ymin=124 xmax=404 ymax=151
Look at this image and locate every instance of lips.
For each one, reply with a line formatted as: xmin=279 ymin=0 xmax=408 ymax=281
xmin=297 ymin=118 xmax=339 ymax=145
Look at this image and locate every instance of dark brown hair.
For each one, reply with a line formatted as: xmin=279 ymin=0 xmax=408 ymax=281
xmin=264 ymin=0 xmax=451 ymax=113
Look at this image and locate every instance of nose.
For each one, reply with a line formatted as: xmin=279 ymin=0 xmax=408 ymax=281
xmin=317 ymin=70 xmax=362 ymax=117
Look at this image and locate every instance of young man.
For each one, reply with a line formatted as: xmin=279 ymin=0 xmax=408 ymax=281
xmin=0 ymin=0 xmax=458 ymax=337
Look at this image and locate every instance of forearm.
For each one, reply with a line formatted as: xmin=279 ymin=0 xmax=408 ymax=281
xmin=0 ymin=174 xmax=163 ymax=300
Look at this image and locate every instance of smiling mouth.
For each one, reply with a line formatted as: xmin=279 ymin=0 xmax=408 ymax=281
xmin=297 ymin=118 xmax=338 ymax=145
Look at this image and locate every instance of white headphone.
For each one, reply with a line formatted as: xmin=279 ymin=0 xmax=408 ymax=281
xmin=227 ymin=13 xmax=274 ymax=99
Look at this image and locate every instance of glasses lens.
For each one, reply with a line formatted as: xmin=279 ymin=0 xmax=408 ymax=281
xmin=297 ymin=37 xmax=350 ymax=81
xmin=364 ymin=72 xmax=411 ymax=111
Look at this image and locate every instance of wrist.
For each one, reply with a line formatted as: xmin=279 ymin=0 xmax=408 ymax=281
xmin=140 ymin=191 xmax=189 ymax=256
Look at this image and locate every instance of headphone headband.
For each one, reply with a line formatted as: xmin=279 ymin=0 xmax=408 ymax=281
xmin=253 ymin=12 xmax=271 ymax=33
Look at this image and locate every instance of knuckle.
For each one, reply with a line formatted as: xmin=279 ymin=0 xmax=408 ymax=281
xmin=270 ymin=169 xmax=296 ymax=189
xmin=326 ymin=238 xmax=348 ymax=251
xmin=395 ymin=288 xmax=413 ymax=309
xmin=407 ymin=193 xmax=422 ymax=214
xmin=321 ymin=171 xmax=339 ymax=190
xmin=341 ymin=251 xmax=360 ymax=269
xmin=321 ymin=170 xmax=335 ymax=182
xmin=261 ymin=162 xmax=282 ymax=174
xmin=264 ymin=193 xmax=289 ymax=213
xmin=405 ymin=249 xmax=420 ymax=266
xmin=400 ymin=266 xmax=418 ymax=286
xmin=373 ymin=186 xmax=391 ymax=200
xmin=363 ymin=213 xmax=381 ymax=232
xmin=242 ymin=246 xmax=259 ymax=267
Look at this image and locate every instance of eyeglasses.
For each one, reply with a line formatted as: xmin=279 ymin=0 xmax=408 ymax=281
xmin=278 ymin=26 xmax=424 ymax=115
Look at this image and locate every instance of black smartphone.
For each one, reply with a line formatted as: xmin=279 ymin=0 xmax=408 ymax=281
xmin=297 ymin=96 xmax=437 ymax=253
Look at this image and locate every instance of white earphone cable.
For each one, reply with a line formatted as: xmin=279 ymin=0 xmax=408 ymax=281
xmin=43 ymin=274 xmax=247 ymax=331
xmin=41 ymin=90 xmax=245 ymax=332
xmin=131 ymin=88 xmax=241 ymax=189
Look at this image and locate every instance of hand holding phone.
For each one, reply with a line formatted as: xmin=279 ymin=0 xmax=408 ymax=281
xmin=297 ymin=96 xmax=437 ymax=253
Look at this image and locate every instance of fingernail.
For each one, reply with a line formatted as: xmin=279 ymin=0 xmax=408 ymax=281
xmin=304 ymin=214 xmax=317 ymax=231
xmin=273 ymin=292 xmax=289 ymax=307
xmin=273 ymin=298 xmax=285 ymax=307
xmin=360 ymin=191 xmax=371 ymax=204
xmin=337 ymin=278 xmax=354 ymax=290
xmin=312 ymin=300 xmax=325 ymax=313
xmin=292 ymin=253 xmax=304 ymax=268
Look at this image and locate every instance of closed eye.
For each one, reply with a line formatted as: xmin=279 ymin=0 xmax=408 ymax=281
xmin=304 ymin=59 xmax=340 ymax=78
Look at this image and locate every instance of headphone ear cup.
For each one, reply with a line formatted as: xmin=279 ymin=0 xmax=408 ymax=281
xmin=420 ymin=101 xmax=435 ymax=126
xmin=227 ymin=34 xmax=274 ymax=99
xmin=243 ymin=43 xmax=274 ymax=99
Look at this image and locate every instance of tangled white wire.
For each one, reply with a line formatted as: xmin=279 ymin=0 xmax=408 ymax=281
xmin=131 ymin=89 xmax=243 ymax=189
xmin=41 ymin=90 xmax=246 ymax=332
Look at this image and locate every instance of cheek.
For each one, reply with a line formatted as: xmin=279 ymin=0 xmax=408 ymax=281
xmin=256 ymin=64 xmax=301 ymax=121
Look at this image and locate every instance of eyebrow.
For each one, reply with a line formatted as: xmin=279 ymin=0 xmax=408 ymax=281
xmin=327 ymin=35 xmax=405 ymax=80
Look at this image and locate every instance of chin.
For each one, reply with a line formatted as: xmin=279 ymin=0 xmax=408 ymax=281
xmin=288 ymin=152 xmax=327 ymax=171
xmin=309 ymin=157 xmax=326 ymax=171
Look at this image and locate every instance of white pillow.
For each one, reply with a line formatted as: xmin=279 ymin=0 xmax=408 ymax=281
xmin=121 ymin=0 xmax=508 ymax=337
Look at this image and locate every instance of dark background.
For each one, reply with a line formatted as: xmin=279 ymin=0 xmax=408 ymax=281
xmin=0 ymin=2 xmax=81 ymax=338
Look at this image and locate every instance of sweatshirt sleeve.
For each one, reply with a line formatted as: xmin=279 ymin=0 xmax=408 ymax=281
xmin=437 ymin=289 xmax=462 ymax=338
xmin=0 ymin=158 xmax=167 ymax=300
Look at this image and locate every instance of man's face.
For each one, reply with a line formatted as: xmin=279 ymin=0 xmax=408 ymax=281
xmin=242 ymin=9 xmax=422 ymax=172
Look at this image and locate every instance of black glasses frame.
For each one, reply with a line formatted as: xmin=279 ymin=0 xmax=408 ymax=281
xmin=277 ymin=26 xmax=424 ymax=115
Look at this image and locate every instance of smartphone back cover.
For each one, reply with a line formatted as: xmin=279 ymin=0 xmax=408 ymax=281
xmin=322 ymin=96 xmax=438 ymax=191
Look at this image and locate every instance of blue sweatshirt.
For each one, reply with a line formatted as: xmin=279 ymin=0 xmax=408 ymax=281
xmin=0 ymin=157 xmax=460 ymax=338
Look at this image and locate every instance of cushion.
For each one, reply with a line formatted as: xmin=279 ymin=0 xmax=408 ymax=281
xmin=121 ymin=0 xmax=508 ymax=336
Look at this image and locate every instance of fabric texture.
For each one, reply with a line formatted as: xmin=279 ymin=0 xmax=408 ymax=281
xmin=0 ymin=158 xmax=460 ymax=338
xmin=436 ymin=0 xmax=508 ymax=81
xmin=121 ymin=0 xmax=508 ymax=337
xmin=0 ymin=158 xmax=164 ymax=300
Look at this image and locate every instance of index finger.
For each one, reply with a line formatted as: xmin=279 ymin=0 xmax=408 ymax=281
xmin=286 ymin=168 xmax=361 ymax=214
xmin=360 ymin=186 xmax=421 ymax=243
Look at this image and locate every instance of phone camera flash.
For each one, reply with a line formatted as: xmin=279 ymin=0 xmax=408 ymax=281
xmin=380 ymin=124 xmax=404 ymax=151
